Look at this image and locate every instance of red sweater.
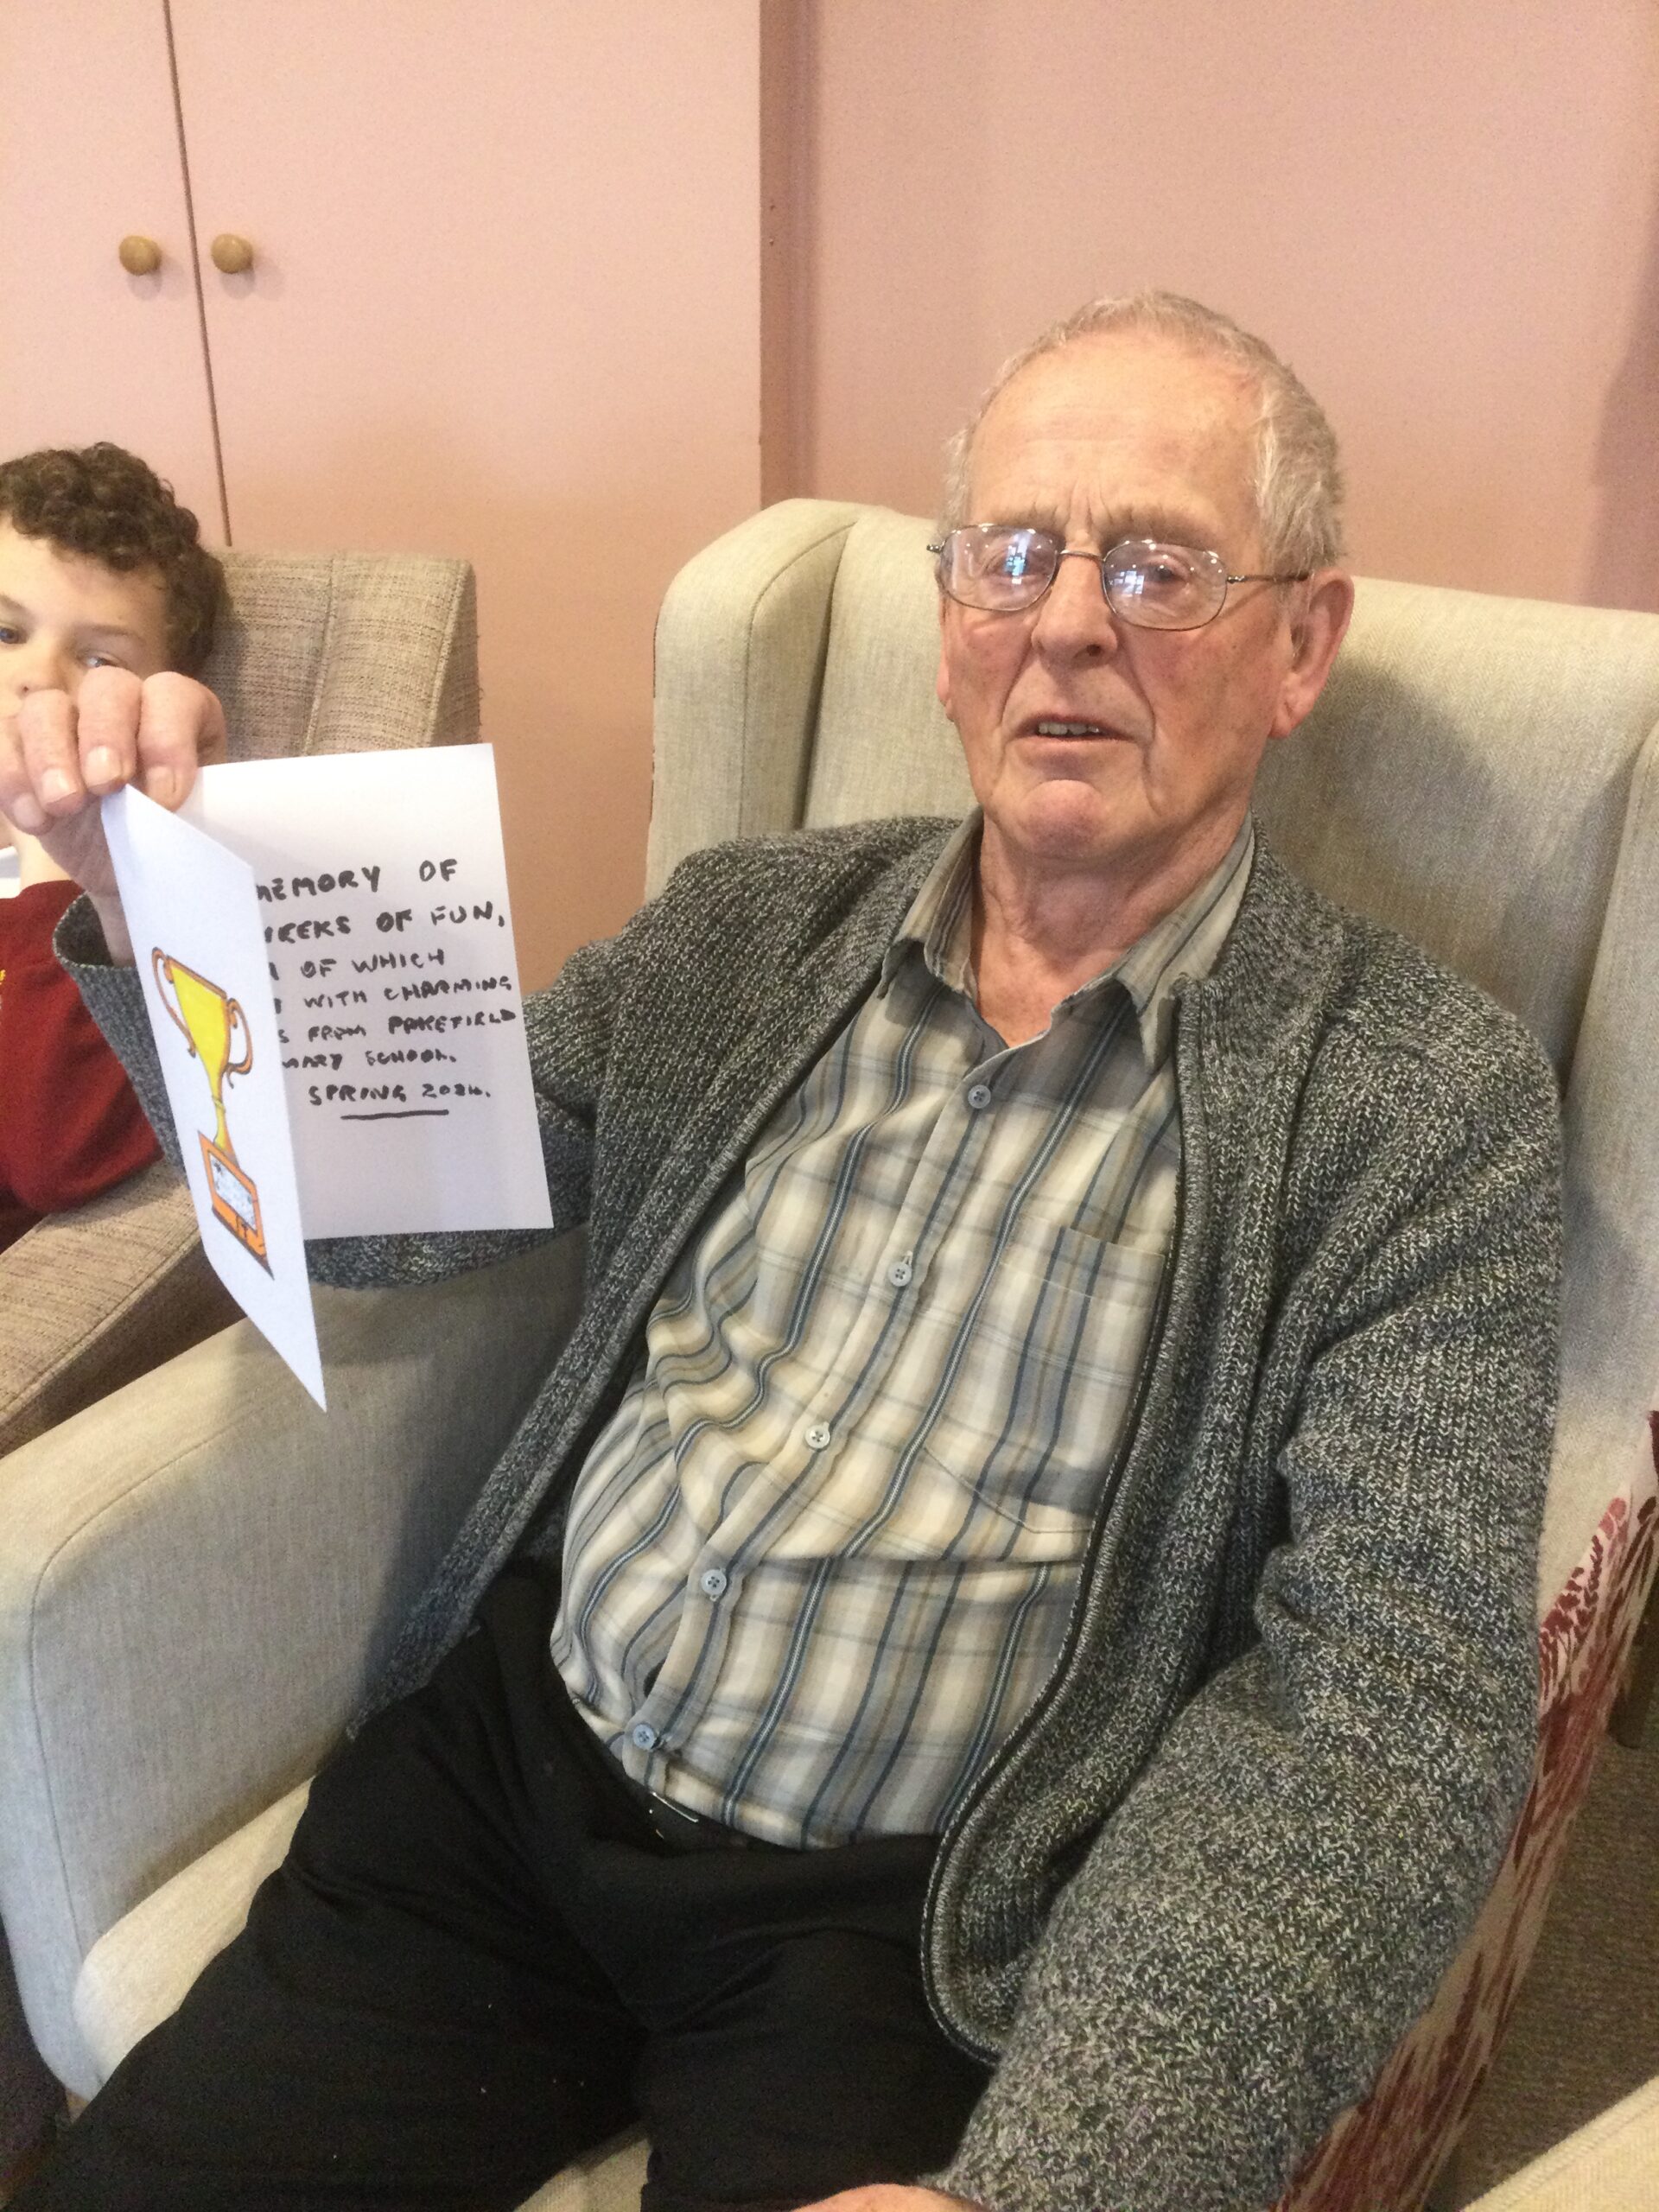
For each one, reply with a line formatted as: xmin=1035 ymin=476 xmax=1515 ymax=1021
xmin=0 ymin=880 xmax=160 ymax=1251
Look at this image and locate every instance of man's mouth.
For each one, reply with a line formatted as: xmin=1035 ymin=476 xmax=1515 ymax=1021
xmin=1029 ymin=718 xmax=1109 ymax=738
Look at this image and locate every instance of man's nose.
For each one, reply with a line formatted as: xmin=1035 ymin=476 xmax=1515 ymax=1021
xmin=1031 ymin=549 xmax=1121 ymax=658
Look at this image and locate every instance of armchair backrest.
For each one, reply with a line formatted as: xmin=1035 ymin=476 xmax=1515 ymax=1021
xmin=651 ymin=499 xmax=1659 ymax=1603
xmin=205 ymin=550 xmax=480 ymax=760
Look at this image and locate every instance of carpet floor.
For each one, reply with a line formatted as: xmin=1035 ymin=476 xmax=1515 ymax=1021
xmin=1452 ymin=1717 xmax=1659 ymax=2201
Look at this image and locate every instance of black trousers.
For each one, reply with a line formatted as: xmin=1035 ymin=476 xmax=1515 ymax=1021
xmin=20 ymin=1566 xmax=988 ymax=2212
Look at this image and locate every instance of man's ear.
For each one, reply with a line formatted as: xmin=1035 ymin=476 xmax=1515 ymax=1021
xmin=1270 ymin=569 xmax=1355 ymax=741
xmin=935 ymin=594 xmax=957 ymax=724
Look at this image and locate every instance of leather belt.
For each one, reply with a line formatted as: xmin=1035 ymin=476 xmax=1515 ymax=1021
xmin=613 ymin=1765 xmax=792 ymax=1854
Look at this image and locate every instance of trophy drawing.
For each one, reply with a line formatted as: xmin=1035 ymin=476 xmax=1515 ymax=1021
xmin=152 ymin=948 xmax=270 ymax=1271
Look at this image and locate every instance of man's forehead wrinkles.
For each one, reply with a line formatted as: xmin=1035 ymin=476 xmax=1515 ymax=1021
xmin=970 ymin=436 xmax=1250 ymax=549
xmin=974 ymin=352 xmax=1260 ymax=537
xmin=969 ymin=459 xmax=1226 ymax=546
xmin=973 ymin=501 xmax=1221 ymax=551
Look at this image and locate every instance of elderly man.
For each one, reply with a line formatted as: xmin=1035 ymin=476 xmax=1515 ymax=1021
xmin=1 ymin=294 xmax=1560 ymax=2212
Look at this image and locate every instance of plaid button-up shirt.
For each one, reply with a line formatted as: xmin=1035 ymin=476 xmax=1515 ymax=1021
xmin=552 ymin=815 xmax=1254 ymax=1846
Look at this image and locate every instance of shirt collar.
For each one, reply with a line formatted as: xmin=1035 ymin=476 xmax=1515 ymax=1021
xmin=881 ymin=812 xmax=982 ymax=995
xmin=883 ymin=810 xmax=1256 ymax=1062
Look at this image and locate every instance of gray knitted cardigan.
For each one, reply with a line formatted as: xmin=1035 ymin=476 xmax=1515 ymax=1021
xmin=65 ymin=817 xmax=1561 ymax=2212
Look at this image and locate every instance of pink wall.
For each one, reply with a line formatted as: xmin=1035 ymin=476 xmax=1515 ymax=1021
xmin=0 ymin=2 xmax=223 ymax=536
xmin=774 ymin=0 xmax=1659 ymax=612
xmin=2 ymin=3 xmax=762 ymax=988
xmin=166 ymin=1 xmax=762 ymax=987
xmin=10 ymin=4 xmax=1656 ymax=971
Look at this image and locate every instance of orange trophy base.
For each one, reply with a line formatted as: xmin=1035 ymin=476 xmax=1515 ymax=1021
xmin=200 ymin=1132 xmax=271 ymax=1272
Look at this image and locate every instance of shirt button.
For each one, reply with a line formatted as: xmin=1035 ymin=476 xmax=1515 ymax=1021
xmin=804 ymin=1421 xmax=832 ymax=1451
xmin=698 ymin=1567 xmax=728 ymax=1600
xmin=887 ymin=1257 xmax=913 ymax=1288
xmin=630 ymin=1720 xmax=658 ymax=1751
xmin=966 ymin=1082 xmax=993 ymax=1110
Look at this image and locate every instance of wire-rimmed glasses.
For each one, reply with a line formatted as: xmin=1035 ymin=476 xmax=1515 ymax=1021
xmin=929 ymin=525 xmax=1310 ymax=631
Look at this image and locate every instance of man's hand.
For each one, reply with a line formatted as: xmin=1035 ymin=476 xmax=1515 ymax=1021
xmin=0 ymin=667 xmax=227 ymax=961
xmin=794 ymin=2190 xmax=983 ymax=2212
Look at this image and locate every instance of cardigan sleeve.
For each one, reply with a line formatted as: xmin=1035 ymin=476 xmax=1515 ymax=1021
xmin=937 ymin=1010 xmax=1562 ymax=2212
xmin=53 ymin=888 xmax=636 ymax=1290
xmin=0 ymin=880 xmax=159 ymax=1238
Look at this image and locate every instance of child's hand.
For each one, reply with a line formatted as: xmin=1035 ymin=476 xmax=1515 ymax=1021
xmin=0 ymin=666 xmax=227 ymax=960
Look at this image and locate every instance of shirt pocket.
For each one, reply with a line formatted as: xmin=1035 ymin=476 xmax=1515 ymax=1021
xmin=919 ymin=1222 xmax=1169 ymax=1521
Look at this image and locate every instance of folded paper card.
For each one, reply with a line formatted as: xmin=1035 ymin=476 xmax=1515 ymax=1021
xmin=181 ymin=746 xmax=552 ymax=1237
xmin=104 ymin=745 xmax=553 ymax=1401
xmin=105 ymin=785 xmax=326 ymax=1406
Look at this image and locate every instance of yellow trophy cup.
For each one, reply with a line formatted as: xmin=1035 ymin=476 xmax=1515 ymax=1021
xmin=152 ymin=949 xmax=270 ymax=1270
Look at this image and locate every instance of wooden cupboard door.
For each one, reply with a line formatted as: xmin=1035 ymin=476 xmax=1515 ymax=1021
xmin=0 ymin=0 xmax=223 ymax=537
xmin=170 ymin=1 xmax=763 ymax=984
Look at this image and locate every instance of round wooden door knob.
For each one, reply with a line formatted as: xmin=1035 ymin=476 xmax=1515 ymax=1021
xmin=118 ymin=235 xmax=162 ymax=275
xmin=210 ymin=233 xmax=255 ymax=275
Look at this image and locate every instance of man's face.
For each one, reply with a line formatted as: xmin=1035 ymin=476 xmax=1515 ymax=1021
xmin=0 ymin=522 xmax=171 ymax=722
xmin=936 ymin=334 xmax=1343 ymax=896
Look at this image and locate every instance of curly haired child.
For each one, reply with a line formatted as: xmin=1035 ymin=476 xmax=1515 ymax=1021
xmin=0 ymin=443 xmax=224 ymax=1249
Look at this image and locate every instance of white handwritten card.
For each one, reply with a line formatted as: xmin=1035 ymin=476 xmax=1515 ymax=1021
xmin=179 ymin=747 xmax=553 ymax=1238
xmin=105 ymin=786 xmax=327 ymax=1408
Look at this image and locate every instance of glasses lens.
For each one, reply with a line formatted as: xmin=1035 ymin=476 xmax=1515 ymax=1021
xmin=1104 ymin=540 xmax=1227 ymax=630
xmin=943 ymin=526 xmax=1058 ymax=609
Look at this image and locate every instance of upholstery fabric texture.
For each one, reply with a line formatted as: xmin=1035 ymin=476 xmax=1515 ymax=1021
xmin=0 ymin=1165 xmax=225 ymax=1459
xmin=200 ymin=551 xmax=481 ymax=762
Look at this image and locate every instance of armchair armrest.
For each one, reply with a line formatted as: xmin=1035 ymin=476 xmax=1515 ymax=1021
xmin=0 ymin=1162 xmax=235 ymax=1459
xmin=0 ymin=1231 xmax=582 ymax=2088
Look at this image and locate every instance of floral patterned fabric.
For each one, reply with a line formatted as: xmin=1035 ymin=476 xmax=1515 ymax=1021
xmin=1276 ymin=1417 xmax=1659 ymax=2212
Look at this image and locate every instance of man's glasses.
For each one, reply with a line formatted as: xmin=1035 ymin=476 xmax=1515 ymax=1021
xmin=928 ymin=525 xmax=1310 ymax=631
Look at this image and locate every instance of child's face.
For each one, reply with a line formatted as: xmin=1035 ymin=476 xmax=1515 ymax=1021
xmin=0 ymin=520 xmax=171 ymax=722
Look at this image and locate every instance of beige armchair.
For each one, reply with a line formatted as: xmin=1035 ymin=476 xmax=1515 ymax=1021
xmin=0 ymin=550 xmax=480 ymax=1459
xmin=1 ymin=504 xmax=1656 ymax=2212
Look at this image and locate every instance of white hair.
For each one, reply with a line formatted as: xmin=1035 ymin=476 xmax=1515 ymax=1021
xmin=939 ymin=290 xmax=1346 ymax=573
